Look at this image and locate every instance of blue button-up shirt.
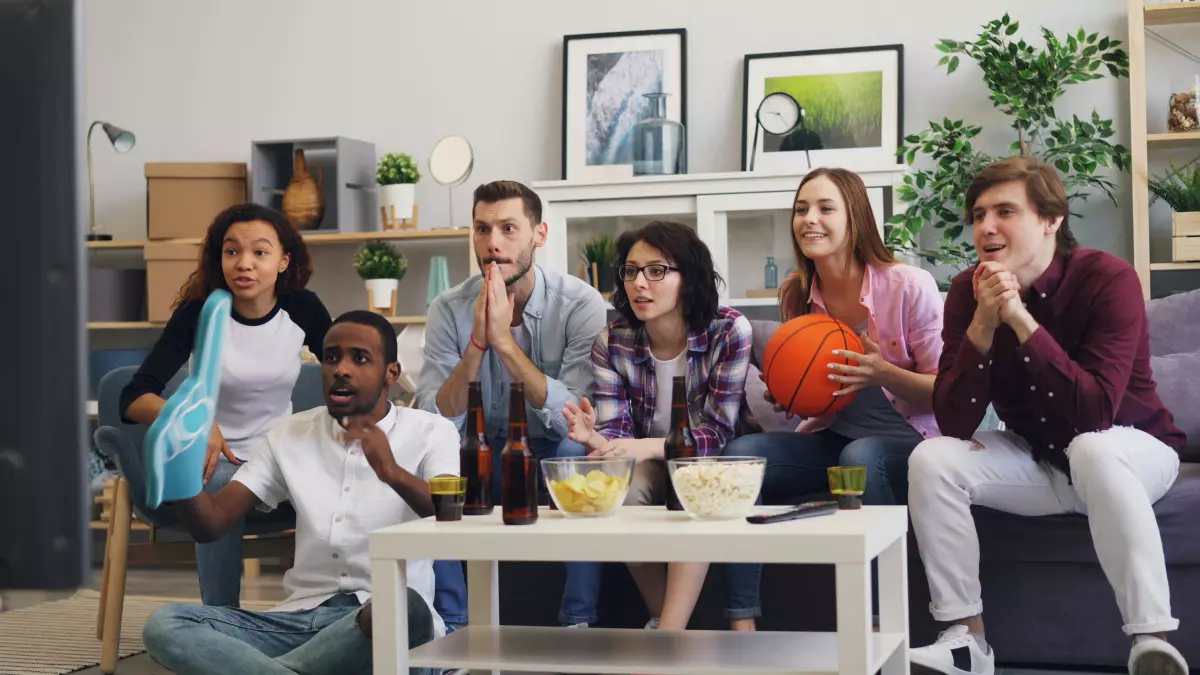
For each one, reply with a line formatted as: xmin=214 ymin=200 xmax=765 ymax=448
xmin=417 ymin=264 xmax=609 ymax=441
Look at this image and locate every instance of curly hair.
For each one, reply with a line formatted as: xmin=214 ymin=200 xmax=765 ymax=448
xmin=174 ymin=203 xmax=313 ymax=309
xmin=610 ymin=221 xmax=723 ymax=333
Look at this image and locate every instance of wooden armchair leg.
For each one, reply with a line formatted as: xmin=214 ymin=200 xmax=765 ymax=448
xmin=99 ymin=477 xmax=133 ymax=674
xmin=96 ymin=493 xmax=118 ymax=640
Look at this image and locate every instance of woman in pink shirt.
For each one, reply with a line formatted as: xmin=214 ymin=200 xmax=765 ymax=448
xmin=720 ymin=167 xmax=944 ymax=630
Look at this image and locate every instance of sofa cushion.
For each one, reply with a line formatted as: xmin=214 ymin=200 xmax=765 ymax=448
xmin=1151 ymin=352 xmax=1200 ymax=459
xmin=974 ymin=463 xmax=1200 ymax=565
xmin=1145 ymin=288 xmax=1200 ymax=358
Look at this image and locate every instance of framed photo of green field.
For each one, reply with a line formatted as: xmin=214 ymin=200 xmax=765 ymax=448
xmin=742 ymin=44 xmax=903 ymax=172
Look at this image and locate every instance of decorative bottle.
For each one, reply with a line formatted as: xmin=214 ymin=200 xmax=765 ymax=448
xmin=632 ymin=93 xmax=686 ymax=176
xmin=764 ymin=256 xmax=779 ymax=289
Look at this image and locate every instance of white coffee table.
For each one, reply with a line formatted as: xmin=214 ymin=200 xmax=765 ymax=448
xmin=369 ymin=505 xmax=909 ymax=675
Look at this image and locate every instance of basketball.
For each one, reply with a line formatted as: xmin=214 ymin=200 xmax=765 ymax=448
xmin=762 ymin=314 xmax=863 ymax=417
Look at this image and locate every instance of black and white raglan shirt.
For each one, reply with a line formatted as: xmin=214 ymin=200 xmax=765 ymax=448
xmin=120 ymin=289 xmax=333 ymax=460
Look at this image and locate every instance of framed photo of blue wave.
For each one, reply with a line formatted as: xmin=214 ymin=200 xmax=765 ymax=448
xmin=562 ymin=28 xmax=687 ymax=181
xmin=741 ymin=44 xmax=903 ymax=172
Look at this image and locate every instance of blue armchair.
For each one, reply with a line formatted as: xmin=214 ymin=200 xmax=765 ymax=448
xmin=91 ymin=363 xmax=325 ymax=673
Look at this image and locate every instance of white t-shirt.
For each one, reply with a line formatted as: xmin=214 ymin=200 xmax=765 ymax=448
xmin=649 ymin=350 xmax=688 ymax=438
xmin=233 ymin=403 xmax=460 ymax=636
xmin=509 ymin=322 xmax=532 ymax=355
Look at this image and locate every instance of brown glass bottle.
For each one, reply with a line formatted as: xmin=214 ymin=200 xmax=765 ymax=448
xmin=501 ymin=383 xmax=538 ymax=525
xmin=460 ymin=382 xmax=493 ymax=515
xmin=664 ymin=375 xmax=697 ymax=511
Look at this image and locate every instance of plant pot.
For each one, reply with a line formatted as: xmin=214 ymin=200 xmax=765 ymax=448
xmin=366 ymin=278 xmax=399 ymax=311
xmin=379 ymin=183 xmax=415 ymax=220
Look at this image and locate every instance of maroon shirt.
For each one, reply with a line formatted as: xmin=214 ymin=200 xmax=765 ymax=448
xmin=935 ymin=248 xmax=1185 ymax=474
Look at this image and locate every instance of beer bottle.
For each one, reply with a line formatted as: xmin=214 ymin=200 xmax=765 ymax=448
xmin=501 ymin=382 xmax=538 ymax=525
xmin=663 ymin=375 xmax=697 ymax=511
xmin=460 ymin=381 xmax=493 ymax=515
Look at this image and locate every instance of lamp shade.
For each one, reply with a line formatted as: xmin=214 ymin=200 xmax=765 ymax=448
xmin=101 ymin=122 xmax=135 ymax=152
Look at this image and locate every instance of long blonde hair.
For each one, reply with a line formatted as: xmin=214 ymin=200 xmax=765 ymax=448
xmin=777 ymin=168 xmax=896 ymax=320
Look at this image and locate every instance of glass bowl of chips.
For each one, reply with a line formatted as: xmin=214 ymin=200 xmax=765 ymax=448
xmin=542 ymin=456 xmax=635 ymax=517
xmin=667 ymin=456 xmax=766 ymax=520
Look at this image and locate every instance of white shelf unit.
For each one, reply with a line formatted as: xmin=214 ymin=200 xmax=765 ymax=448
xmin=533 ymin=168 xmax=908 ymax=311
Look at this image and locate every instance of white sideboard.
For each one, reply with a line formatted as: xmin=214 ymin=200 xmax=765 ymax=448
xmin=532 ymin=167 xmax=909 ymax=310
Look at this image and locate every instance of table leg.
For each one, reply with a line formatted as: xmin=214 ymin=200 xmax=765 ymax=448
xmin=466 ymin=560 xmax=499 ymax=675
xmin=371 ymin=559 xmax=409 ymax=675
xmin=878 ymin=536 xmax=909 ymax=675
xmin=836 ymin=562 xmax=872 ymax=675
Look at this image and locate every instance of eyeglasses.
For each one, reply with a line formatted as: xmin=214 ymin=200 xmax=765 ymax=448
xmin=616 ymin=264 xmax=680 ymax=282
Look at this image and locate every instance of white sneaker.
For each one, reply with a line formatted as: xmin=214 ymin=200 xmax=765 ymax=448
xmin=644 ymin=617 xmax=660 ymax=630
xmin=1129 ymin=637 xmax=1188 ymax=675
xmin=911 ymin=624 xmax=994 ymax=675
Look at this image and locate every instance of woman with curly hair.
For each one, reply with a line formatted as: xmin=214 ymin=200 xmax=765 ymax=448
xmin=120 ymin=203 xmax=331 ymax=606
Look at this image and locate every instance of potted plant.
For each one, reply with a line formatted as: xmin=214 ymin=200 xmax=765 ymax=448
xmin=581 ymin=233 xmax=617 ymax=294
xmin=887 ymin=15 xmax=1130 ymax=287
xmin=376 ymin=152 xmax=421 ymax=221
xmin=1149 ymin=160 xmax=1200 ymax=262
xmin=354 ymin=240 xmax=408 ymax=313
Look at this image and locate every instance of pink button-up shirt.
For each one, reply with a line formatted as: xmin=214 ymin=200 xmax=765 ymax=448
xmin=795 ymin=262 xmax=944 ymax=441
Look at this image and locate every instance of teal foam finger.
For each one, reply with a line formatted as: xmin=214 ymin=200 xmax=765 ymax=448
xmin=143 ymin=289 xmax=232 ymax=510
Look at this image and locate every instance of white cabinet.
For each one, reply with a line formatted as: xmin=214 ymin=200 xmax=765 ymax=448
xmin=533 ymin=167 xmax=908 ymax=311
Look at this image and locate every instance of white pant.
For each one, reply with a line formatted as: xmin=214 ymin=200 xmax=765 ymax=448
xmin=908 ymin=427 xmax=1181 ymax=636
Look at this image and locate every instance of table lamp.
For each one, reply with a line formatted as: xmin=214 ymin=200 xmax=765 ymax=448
xmin=86 ymin=120 xmax=135 ymax=241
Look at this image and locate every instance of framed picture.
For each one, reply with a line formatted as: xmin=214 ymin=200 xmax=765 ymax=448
xmin=741 ymin=44 xmax=903 ymax=172
xmin=562 ymin=28 xmax=687 ymax=181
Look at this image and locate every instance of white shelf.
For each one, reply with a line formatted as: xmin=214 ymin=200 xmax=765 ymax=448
xmin=1151 ymin=262 xmax=1200 ymax=271
xmin=728 ymin=297 xmax=779 ymax=307
xmin=409 ymin=626 xmax=905 ymax=675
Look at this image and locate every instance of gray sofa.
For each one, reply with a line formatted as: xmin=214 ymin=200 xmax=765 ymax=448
xmin=742 ymin=287 xmax=1200 ymax=667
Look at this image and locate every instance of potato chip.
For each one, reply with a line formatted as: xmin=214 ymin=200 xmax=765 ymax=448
xmin=549 ymin=470 xmax=629 ymax=515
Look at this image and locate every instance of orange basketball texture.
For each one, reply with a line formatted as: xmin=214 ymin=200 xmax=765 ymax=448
xmin=763 ymin=315 xmax=863 ymax=417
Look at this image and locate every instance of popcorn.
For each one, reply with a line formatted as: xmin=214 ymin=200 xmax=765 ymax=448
xmin=671 ymin=460 xmax=764 ymax=519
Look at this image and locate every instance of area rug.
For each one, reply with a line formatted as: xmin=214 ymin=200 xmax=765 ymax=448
xmin=0 ymin=589 xmax=274 ymax=674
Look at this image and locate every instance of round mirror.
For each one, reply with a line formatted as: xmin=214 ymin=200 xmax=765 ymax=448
xmin=428 ymin=136 xmax=474 ymax=186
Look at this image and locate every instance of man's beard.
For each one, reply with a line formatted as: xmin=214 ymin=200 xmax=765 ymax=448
xmin=478 ymin=243 xmax=535 ymax=286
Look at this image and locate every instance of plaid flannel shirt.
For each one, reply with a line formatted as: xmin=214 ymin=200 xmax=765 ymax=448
xmin=592 ymin=306 xmax=757 ymax=455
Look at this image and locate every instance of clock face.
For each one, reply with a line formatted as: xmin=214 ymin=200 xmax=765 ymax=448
xmin=757 ymin=92 xmax=801 ymax=136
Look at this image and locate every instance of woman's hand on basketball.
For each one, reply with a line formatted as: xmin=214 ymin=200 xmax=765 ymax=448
xmin=828 ymin=335 xmax=893 ymax=397
xmin=758 ymin=372 xmax=795 ymax=419
xmin=203 ymin=424 xmax=240 ymax=484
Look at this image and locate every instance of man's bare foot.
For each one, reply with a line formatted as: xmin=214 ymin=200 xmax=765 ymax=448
xmin=730 ymin=618 xmax=756 ymax=632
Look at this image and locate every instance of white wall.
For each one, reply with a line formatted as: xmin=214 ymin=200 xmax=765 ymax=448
xmin=87 ymin=0 xmax=1176 ymax=305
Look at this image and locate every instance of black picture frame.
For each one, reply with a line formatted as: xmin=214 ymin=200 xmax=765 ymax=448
xmin=741 ymin=44 xmax=904 ymax=172
xmin=561 ymin=28 xmax=688 ymax=181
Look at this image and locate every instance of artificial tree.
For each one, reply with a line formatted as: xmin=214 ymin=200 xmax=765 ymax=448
xmin=887 ymin=14 xmax=1131 ymax=279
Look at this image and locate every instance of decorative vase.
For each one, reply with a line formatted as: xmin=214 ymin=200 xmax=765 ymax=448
xmin=379 ymin=183 xmax=416 ymax=221
xmin=281 ymin=149 xmax=325 ymax=230
xmin=632 ymin=93 xmax=686 ymax=176
xmin=366 ymin=278 xmax=399 ymax=313
xmin=764 ymin=256 xmax=778 ymax=289
xmin=427 ymin=255 xmax=451 ymax=307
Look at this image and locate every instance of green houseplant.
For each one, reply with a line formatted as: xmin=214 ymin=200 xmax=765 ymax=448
xmin=581 ymin=233 xmax=617 ymax=293
xmin=377 ymin=152 xmax=421 ymax=223
xmin=887 ymin=14 xmax=1130 ymax=283
xmin=1149 ymin=160 xmax=1200 ymax=260
xmin=354 ymin=240 xmax=408 ymax=312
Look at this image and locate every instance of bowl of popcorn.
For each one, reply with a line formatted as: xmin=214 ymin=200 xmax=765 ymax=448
xmin=667 ymin=456 xmax=766 ymax=520
xmin=542 ymin=457 xmax=635 ymax=517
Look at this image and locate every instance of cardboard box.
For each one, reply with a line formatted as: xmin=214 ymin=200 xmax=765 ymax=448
xmin=146 ymin=162 xmax=247 ymax=240
xmin=145 ymin=242 xmax=201 ymax=323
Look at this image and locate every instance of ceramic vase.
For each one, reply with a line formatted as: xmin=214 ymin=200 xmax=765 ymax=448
xmin=282 ymin=149 xmax=325 ymax=230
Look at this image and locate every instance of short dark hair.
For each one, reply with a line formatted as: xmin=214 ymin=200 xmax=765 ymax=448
xmin=965 ymin=156 xmax=1076 ymax=255
xmin=611 ymin=221 xmax=723 ymax=333
xmin=331 ymin=310 xmax=398 ymax=364
xmin=176 ymin=202 xmax=313 ymax=309
xmin=472 ymin=180 xmax=542 ymax=225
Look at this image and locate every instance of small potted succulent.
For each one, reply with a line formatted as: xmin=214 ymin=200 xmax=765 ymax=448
xmin=354 ymin=240 xmax=408 ymax=313
xmin=376 ymin=152 xmax=421 ymax=221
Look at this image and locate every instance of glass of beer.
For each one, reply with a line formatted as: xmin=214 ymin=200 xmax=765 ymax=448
xmin=430 ymin=476 xmax=468 ymax=522
xmin=827 ymin=466 xmax=867 ymax=510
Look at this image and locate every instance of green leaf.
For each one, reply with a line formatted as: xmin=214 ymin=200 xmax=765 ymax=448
xmin=1006 ymin=22 xmax=1019 ymax=36
xmin=1078 ymin=28 xmax=1086 ymax=43
xmin=904 ymin=134 xmax=921 ymax=144
xmin=938 ymin=55 xmax=950 ymax=67
xmin=948 ymin=56 xmax=960 ymax=74
xmin=953 ymin=139 xmax=965 ymax=153
xmin=917 ymin=173 xmax=928 ymax=189
xmin=1055 ymin=159 xmax=1070 ymax=173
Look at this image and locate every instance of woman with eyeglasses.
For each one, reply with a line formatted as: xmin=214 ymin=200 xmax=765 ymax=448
xmin=562 ymin=220 xmax=757 ymax=631
xmin=718 ymin=167 xmax=945 ymax=631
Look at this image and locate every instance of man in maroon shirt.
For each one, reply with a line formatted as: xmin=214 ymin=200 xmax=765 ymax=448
xmin=907 ymin=157 xmax=1188 ymax=675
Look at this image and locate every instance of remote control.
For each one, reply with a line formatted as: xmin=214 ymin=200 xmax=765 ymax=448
xmin=746 ymin=500 xmax=838 ymax=524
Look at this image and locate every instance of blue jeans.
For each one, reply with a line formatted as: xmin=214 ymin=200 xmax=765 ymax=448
xmin=142 ymin=591 xmax=436 ymax=675
xmin=720 ymin=430 xmax=918 ymax=619
xmin=197 ymin=457 xmax=245 ymax=607
xmin=433 ymin=436 xmax=601 ymax=629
